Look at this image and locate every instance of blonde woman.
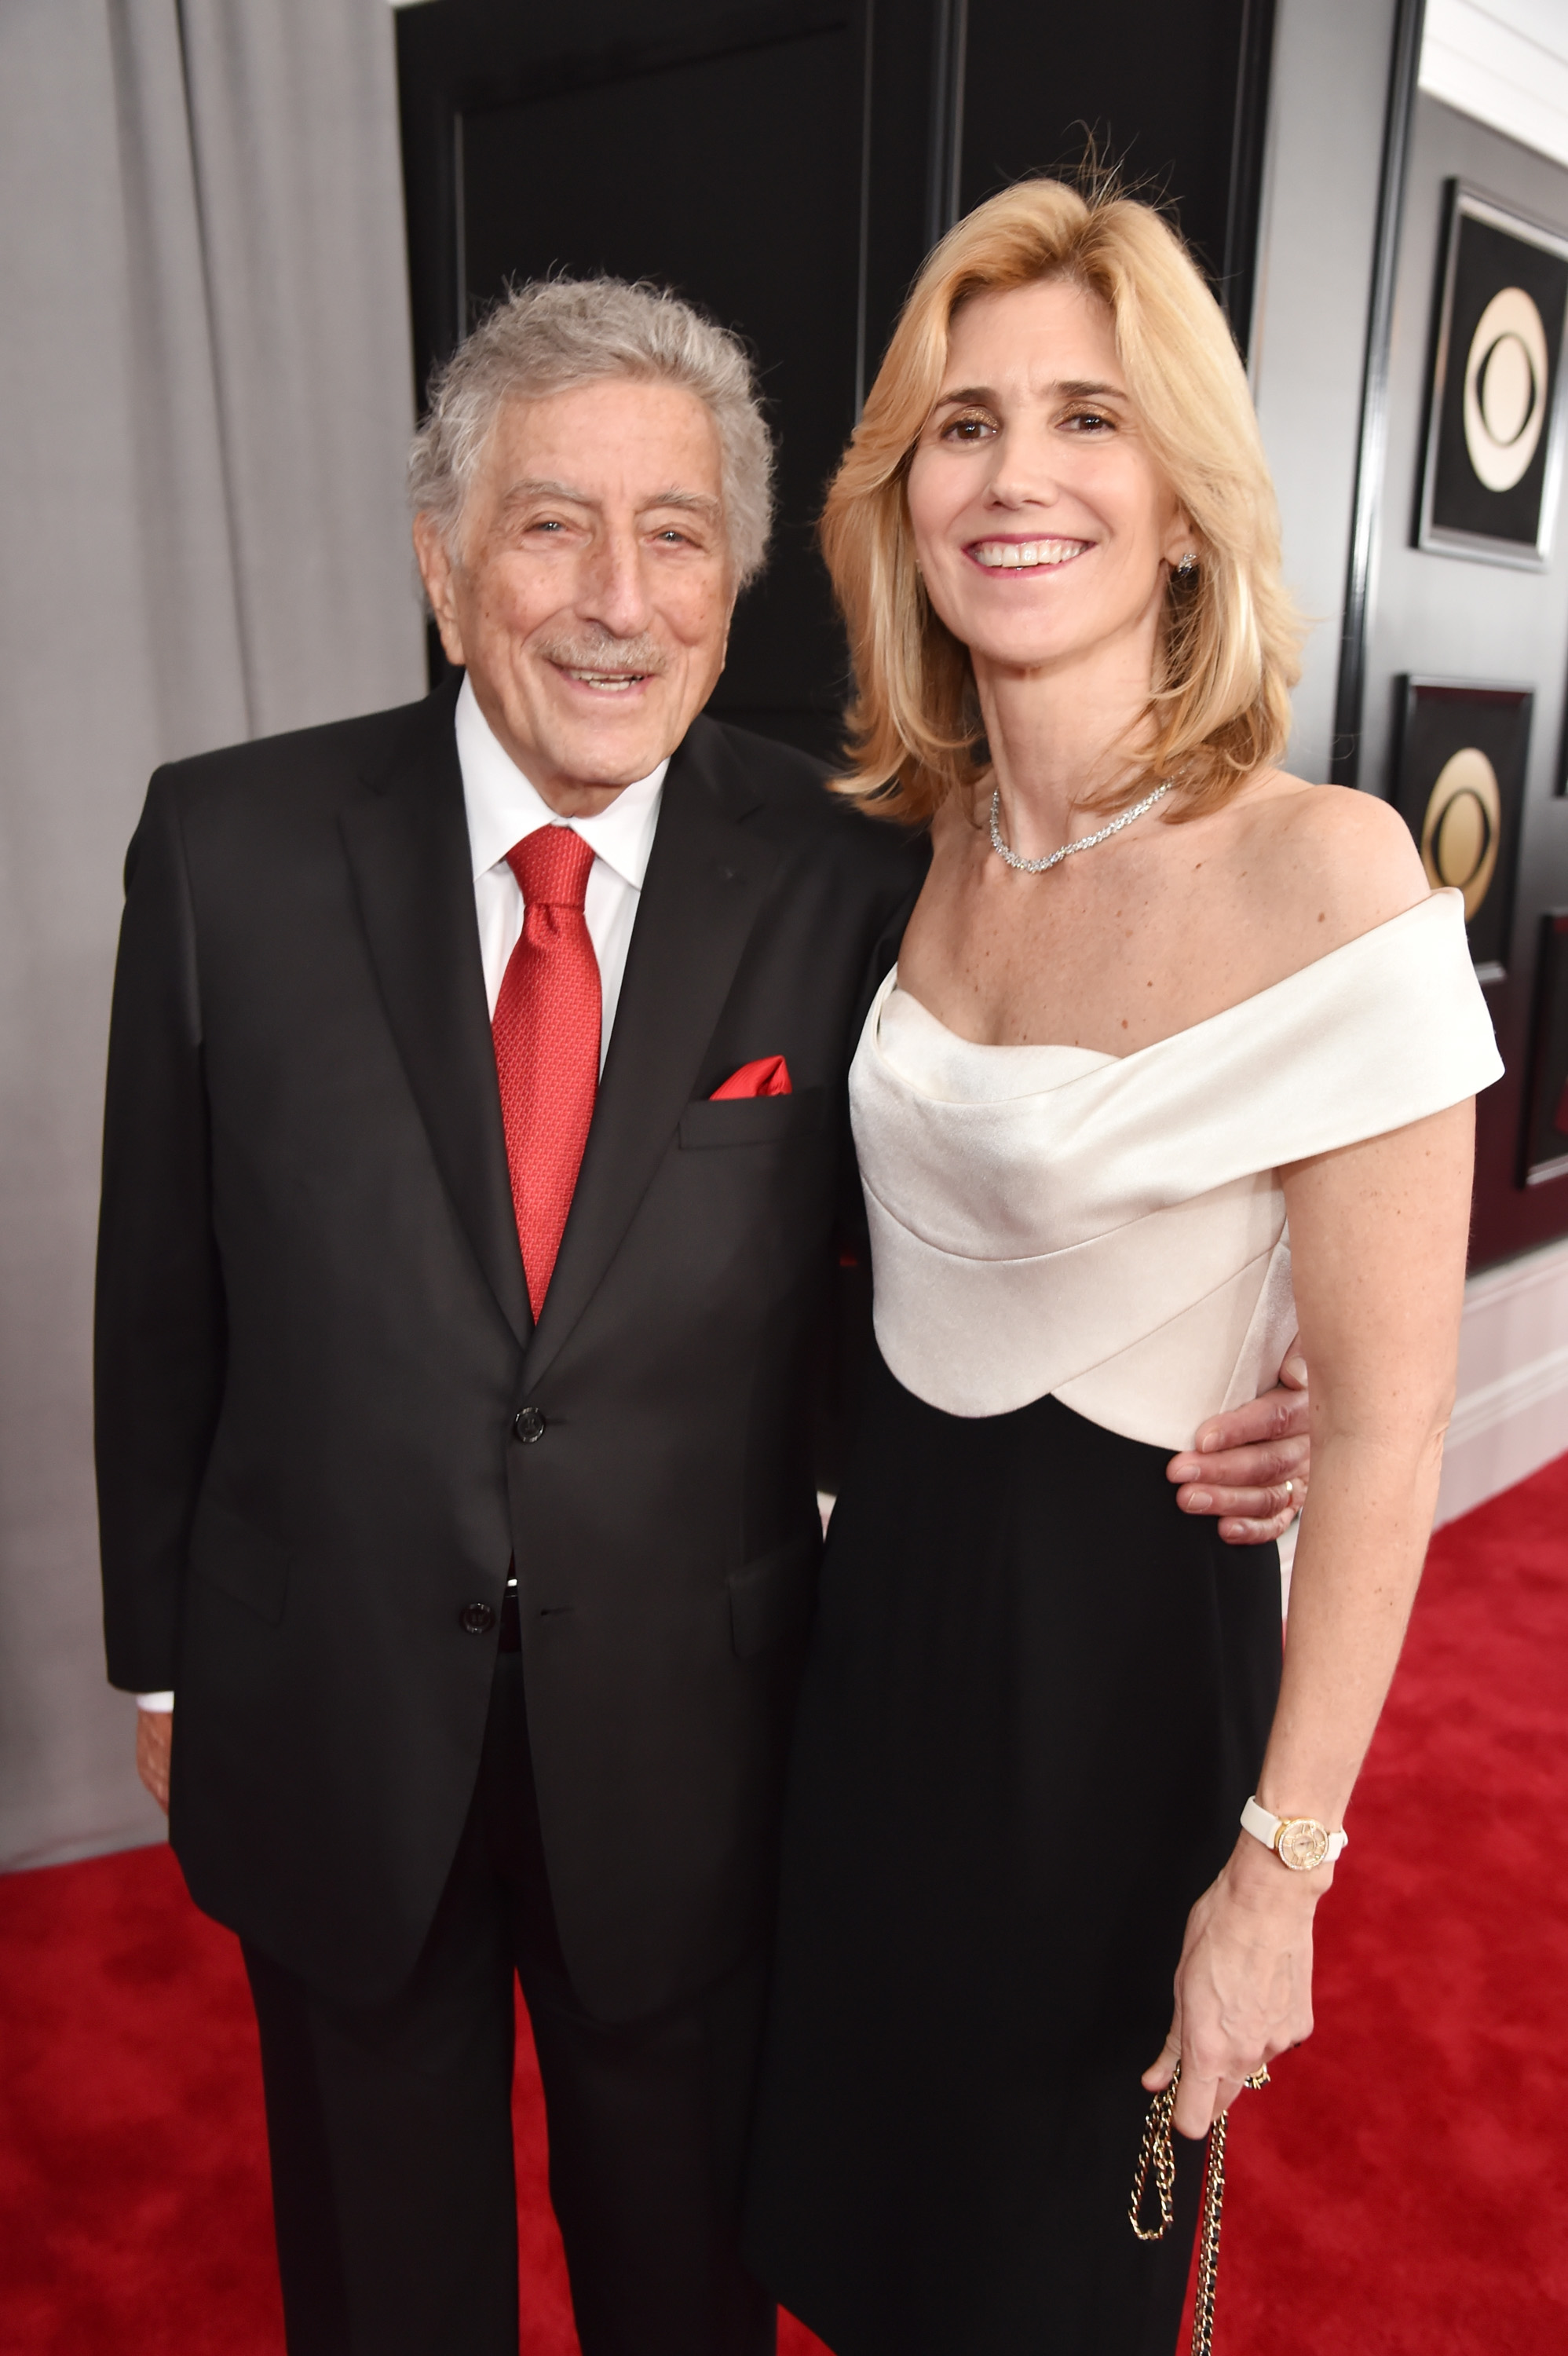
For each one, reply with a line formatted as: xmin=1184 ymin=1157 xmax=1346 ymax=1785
xmin=744 ymin=181 xmax=1500 ymax=2354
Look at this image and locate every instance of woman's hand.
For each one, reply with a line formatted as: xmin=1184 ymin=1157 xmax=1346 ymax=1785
xmin=1142 ymin=1835 xmax=1324 ymax=2138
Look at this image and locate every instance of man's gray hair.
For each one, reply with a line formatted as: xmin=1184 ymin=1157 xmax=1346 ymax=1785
xmin=408 ymin=277 xmax=774 ymax=588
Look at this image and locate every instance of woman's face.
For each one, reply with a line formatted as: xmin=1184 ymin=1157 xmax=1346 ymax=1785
xmin=905 ymin=277 xmax=1188 ymax=679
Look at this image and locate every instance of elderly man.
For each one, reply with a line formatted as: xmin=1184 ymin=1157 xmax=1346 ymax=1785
xmin=97 ymin=279 xmax=1307 ymax=2356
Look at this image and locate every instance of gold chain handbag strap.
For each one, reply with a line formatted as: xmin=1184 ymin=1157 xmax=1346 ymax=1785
xmin=1128 ymin=2062 xmax=1269 ymax=2356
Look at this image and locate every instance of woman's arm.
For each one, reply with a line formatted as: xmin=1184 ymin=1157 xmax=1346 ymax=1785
xmin=1144 ymin=1095 xmax=1475 ymax=2137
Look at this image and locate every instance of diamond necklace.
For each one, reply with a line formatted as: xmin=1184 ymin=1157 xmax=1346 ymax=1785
xmin=989 ymin=779 xmax=1173 ymax=874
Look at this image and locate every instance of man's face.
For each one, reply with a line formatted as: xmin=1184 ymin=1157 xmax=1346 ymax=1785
xmin=415 ymin=379 xmax=736 ymax=814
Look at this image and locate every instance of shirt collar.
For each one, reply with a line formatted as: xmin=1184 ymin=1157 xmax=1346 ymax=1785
xmin=455 ymin=671 xmax=668 ymax=892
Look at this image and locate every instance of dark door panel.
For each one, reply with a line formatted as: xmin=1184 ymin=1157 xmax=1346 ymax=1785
xmin=397 ymin=2 xmax=1274 ymax=752
xmin=458 ymin=16 xmax=863 ymax=750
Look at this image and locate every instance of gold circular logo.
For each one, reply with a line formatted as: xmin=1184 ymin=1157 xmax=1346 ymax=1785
xmin=1420 ymin=746 xmax=1500 ymax=920
xmin=1463 ymin=285 xmax=1550 ymax=492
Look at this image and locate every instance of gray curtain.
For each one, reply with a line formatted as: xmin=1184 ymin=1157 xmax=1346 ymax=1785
xmin=0 ymin=0 xmax=426 ymax=1870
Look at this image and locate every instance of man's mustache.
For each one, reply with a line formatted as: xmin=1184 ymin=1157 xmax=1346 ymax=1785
xmin=535 ymin=628 xmax=671 ymax=678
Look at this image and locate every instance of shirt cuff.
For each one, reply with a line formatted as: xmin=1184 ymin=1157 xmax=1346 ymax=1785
xmin=135 ymin=1692 xmax=175 ymax=1712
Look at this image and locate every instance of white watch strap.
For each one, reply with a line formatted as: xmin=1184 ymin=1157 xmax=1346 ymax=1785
xmin=1241 ymin=1794 xmax=1348 ymax=1863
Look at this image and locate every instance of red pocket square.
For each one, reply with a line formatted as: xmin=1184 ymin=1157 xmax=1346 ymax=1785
xmin=711 ymin=1056 xmax=792 ymax=1100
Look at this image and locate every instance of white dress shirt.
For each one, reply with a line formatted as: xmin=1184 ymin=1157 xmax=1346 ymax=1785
xmin=459 ymin=673 xmax=667 ymax=1066
xmin=136 ymin=676 xmax=669 ymax=1714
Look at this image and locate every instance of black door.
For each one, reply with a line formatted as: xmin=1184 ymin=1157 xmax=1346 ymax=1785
xmin=397 ymin=0 xmax=1276 ymax=756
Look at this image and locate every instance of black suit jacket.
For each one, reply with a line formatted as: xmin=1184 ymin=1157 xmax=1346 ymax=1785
xmin=96 ymin=680 xmax=923 ymax=2021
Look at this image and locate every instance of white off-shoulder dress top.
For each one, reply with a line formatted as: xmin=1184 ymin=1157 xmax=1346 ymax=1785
xmin=852 ymin=888 xmax=1503 ymax=1451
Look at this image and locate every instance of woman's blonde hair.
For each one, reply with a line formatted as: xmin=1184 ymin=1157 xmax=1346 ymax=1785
xmin=822 ymin=177 xmax=1301 ymax=821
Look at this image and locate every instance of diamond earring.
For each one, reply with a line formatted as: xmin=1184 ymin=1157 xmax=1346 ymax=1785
xmin=1176 ymin=551 xmax=1197 ymax=576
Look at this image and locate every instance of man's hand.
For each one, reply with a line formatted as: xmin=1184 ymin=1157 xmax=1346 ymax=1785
xmin=137 ymin=1709 xmax=172 ymax=1813
xmin=1166 ymin=1342 xmax=1309 ymax=1546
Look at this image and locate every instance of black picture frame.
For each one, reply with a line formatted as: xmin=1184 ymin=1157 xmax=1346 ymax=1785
xmin=1418 ymin=183 xmax=1568 ymax=569
xmin=1522 ymin=910 xmax=1568 ymax=1185
xmin=1391 ymin=679 xmax=1531 ymax=981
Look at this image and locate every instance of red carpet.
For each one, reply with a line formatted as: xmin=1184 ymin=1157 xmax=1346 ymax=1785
xmin=2 ymin=1453 xmax=1566 ymax=2353
xmin=1216 ymin=1445 xmax=1568 ymax=2353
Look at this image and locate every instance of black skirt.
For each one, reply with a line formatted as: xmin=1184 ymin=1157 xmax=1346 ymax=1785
xmin=744 ymin=1348 xmax=1281 ymax=2356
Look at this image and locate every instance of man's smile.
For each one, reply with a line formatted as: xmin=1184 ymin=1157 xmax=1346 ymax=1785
xmin=554 ymin=665 xmax=652 ymax=693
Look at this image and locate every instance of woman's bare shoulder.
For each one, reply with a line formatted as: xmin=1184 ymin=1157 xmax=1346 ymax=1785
xmin=1230 ymin=770 xmax=1430 ymax=956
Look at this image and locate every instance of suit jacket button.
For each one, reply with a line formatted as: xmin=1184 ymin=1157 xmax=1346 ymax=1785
xmin=513 ymin=1407 xmax=546 ymax=1443
xmin=459 ymin=1601 xmax=495 ymax=1636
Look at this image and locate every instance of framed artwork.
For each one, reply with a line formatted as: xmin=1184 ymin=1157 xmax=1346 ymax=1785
xmin=1522 ymin=911 xmax=1568 ymax=1185
xmin=1391 ymin=679 xmax=1531 ymax=981
xmin=1418 ymin=183 xmax=1568 ymax=568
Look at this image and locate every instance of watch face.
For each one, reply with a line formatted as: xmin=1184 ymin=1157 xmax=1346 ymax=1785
xmin=1277 ymin=1817 xmax=1331 ymax=1872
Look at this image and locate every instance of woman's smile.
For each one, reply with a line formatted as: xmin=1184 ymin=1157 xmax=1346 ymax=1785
xmin=965 ymin=534 xmax=1092 ymax=571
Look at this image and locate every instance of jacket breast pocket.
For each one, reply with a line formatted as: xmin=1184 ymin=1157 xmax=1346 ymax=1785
xmin=727 ymin=1531 xmax=822 ymax=1660
xmin=678 ymin=1088 xmax=826 ymax=1151
xmin=188 ymin=1495 xmax=292 ymax=1626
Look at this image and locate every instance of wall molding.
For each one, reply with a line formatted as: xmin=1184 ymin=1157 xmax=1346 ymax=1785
xmin=1436 ymin=1231 xmax=1568 ymax=1523
xmin=1447 ymin=1337 xmax=1568 ymax=1452
xmin=1421 ymin=0 xmax=1568 ymax=173
xmin=1330 ymin=0 xmax=1427 ymax=787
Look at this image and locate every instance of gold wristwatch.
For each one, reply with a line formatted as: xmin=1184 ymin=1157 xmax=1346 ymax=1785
xmin=1240 ymin=1795 xmax=1347 ymax=1871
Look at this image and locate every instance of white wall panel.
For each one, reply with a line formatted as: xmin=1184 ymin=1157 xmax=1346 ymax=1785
xmin=1249 ymin=0 xmax=1402 ymax=786
xmin=1421 ymin=0 xmax=1568 ymax=171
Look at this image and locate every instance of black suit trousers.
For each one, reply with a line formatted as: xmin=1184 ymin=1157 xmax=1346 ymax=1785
xmin=243 ymin=1652 xmax=776 ymax=2356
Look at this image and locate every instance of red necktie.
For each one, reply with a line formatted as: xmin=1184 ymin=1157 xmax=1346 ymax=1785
xmin=492 ymin=828 xmax=601 ymax=1317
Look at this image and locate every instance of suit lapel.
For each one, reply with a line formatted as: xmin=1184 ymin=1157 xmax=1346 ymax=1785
xmin=522 ymin=718 xmax=778 ymax=1392
xmin=338 ymin=685 xmax=532 ymax=1352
